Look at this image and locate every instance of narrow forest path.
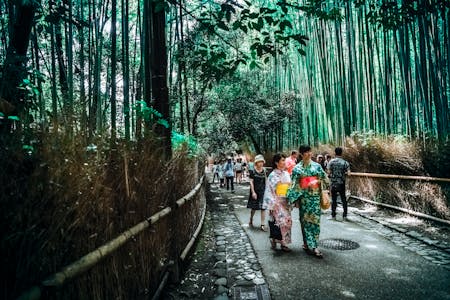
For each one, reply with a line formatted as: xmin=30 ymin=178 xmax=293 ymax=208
xmin=164 ymin=171 xmax=450 ymax=300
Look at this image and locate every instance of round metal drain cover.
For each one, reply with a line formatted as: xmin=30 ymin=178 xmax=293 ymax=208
xmin=319 ymin=239 xmax=360 ymax=250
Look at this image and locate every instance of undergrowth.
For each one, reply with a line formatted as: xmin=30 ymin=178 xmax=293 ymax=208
xmin=0 ymin=132 xmax=204 ymax=299
xmin=316 ymin=133 xmax=450 ymax=220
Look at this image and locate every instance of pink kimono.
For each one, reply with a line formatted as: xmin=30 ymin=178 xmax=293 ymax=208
xmin=263 ymin=169 xmax=292 ymax=244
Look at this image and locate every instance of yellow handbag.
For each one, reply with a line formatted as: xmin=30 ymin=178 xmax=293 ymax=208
xmin=320 ymin=190 xmax=331 ymax=210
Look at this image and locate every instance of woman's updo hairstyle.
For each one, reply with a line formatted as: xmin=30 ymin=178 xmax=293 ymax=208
xmin=272 ymin=153 xmax=286 ymax=169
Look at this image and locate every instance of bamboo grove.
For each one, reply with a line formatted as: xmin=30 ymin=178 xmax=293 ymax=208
xmin=0 ymin=0 xmax=449 ymax=156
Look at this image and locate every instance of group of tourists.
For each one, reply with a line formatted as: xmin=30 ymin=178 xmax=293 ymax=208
xmin=245 ymin=145 xmax=350 ymax=259
xmin=211 ymin=156 xmax=252 ymax=191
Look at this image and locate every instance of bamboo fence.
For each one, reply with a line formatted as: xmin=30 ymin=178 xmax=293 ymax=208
xmin=348 ymin=172 xmax=450 ymax=225
xmin=18 ymin=175 xmax=206 ymax=300
xmin=348 ymin=172 xmax=450 ymax=183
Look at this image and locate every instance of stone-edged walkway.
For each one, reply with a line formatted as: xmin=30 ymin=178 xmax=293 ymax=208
xmin=164 ymin=174 xmax=450 ymax=299
xmin=209 ymin=183 xmax=270 ymax=300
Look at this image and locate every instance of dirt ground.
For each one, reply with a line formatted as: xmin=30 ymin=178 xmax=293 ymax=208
xmin=161 ymin=189 xmax=218 ymax=299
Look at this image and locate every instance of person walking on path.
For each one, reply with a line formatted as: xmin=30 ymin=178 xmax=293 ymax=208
xmin=285 ymin=150 xmax=298 ymax=175
xmin=263 ymin=153 xmax=292 ymax=252
xmin=324 ymin=154 xmax=332 ymax=169
xmin=287 ymin=145 xmax=329 ymax=258
xmin=218 ymin=160 xmax=225 ymax=188
xmin=212 ymin=161 xmax=219 ymax=183
xmin=327 ymin=147 xmax=350 ymax=221
xmin=234 ymin=158 xmax=243 ymax=184
xmin=224 ymin=158 xmax=235 ymax=192
xmin=317 ymin=155 xmax=326 ymax=170
xmin=247 ymin=154 xmax=268 ymax=231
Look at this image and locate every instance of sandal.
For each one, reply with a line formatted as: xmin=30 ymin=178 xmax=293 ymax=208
xmin=281 ymin=245 xmax=292 ymax=252
xmin=302 ymin=245 xmax=309 ymax=252
xmin=260 ymin=225 xmax=267 ymax=232
xmin=249 ymin=220 xmax=253 ymax=228
xmin=312 ymin=248 xmax=323 ymax=259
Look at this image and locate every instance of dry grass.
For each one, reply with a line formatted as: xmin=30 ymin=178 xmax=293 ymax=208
xmin=316 ymin=135 xmax=450 ymax=220
xmin=0 ymin=132 xmax=203 ymax=299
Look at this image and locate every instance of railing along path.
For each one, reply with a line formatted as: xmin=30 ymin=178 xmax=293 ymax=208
xmin=348 ymin=172 xmax=450 ymax=226
xmin=18 ymin=175 xmax=206 ymax=300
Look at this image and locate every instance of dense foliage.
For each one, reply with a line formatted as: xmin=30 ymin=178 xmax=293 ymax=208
xmin=1 ymin=1 xmax=448 ymax=156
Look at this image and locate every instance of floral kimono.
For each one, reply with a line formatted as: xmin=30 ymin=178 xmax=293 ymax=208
xmin=263 ymin=169 xmax=292 ymax=244
xmin=287 ymin=161 xmax=329 ymax=249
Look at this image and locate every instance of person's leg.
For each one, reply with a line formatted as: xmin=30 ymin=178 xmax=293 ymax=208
xmin=339 ymin=184 xmax=348 ymax=218
xmin=250 ymin=209 xmax=256 ymax=226
xmin=299 ymin=201 xmax=308 ymax=249
xmin=302 ymin=196 xmax=322 ymax=253
xmin=230 ymin=177 xmax=234 ymax=191
xmin=261 ymin=209 xmax=266 ymax=229
xmin=331 ymin=185 xmax=338 ymax=218
xmin=226 ymin=177 xmax=230 ymax=190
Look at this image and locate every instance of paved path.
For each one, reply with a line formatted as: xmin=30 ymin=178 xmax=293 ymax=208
xmin=221 ymin=181 xmax=450 ymax=300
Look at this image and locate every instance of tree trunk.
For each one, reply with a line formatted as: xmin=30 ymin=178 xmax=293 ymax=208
xmin=122 ymin=0 xmax=130 ymax=140
xmin=79 ymin=0 xmax=87 ymax=139
xmin=110 ymin=0 xmax=117 ymax=141
xmin=0 ymin=2 xmax=37 ymax=128
xmin=144 ymin=1 xmax=171 ymax=158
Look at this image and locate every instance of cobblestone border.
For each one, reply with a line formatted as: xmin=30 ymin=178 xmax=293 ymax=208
xmin=209 ymin=187 xmax=269 ymax=300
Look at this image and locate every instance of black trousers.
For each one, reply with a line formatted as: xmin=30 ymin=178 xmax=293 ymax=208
xmin=212 ymin=173 xmax=219 ymax=183
xmin=331 ymin=183 xmax=347 ymax=217
xmin=226 ymin=176 xmax=234 ymax=191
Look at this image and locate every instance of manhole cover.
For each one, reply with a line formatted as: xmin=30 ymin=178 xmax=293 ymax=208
xmin=319 ymin=238 xmax=360 ymax=250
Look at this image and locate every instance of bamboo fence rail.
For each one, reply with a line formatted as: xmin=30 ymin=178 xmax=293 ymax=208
xmin=18 ymin=175 xmax=205 ymax=300
xmin=349 ymin=195 xmax=450 ymax=226
xmin=348 ymin=172 xmax=450 ymax=183
xmin=348 ymin=172 xmax=450 ymax=225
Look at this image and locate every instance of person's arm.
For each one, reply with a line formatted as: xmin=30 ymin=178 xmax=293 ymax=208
xmin=250 ymin=171 xmax=258 ymax=199
xmin=263 ymin=174 xmax=276 ymax=211
xmin=326 ymin=161 xmax=331 ymax=175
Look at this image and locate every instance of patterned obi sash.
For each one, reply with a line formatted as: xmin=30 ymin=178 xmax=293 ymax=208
xmin=276 ymin=183 xmax=290 ymax=197
xmin=299 ymin=176 xmax=320 ymax=190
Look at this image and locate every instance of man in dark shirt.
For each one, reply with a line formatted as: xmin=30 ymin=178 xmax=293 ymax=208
xmin=327 ymin=147 xmax=350 ymax=221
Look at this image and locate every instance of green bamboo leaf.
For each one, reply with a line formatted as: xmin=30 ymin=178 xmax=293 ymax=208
xmin=8 ymin=116 xmax=20 ymax=121
xmin=23 ymin=145 xmax=34 ymax=151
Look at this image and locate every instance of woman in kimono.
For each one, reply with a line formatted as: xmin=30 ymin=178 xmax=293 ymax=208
xmin=263 ymin=153 xmax=292 ymax=252
xmin=287 ymin=145 xmax=329 ymax=258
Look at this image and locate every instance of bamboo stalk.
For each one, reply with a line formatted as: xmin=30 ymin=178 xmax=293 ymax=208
xmin=348 ymin=172 xmax=450 ymax=183
xmin=124 ymin=154 xmax=130 ymax=198
xmin=151 ymin=269 xmax=170 ymax=300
